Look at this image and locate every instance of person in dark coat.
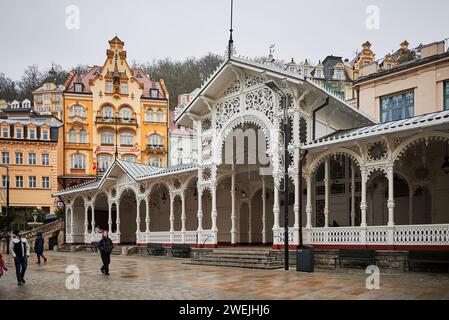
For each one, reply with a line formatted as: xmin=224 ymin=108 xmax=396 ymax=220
xmin=9 ymin=230 xmax=30 ymax=285
xmin=97 ymin=231 xmax=113 ymax=276
xmin=34 ymin=232 xmax=47 ymax=264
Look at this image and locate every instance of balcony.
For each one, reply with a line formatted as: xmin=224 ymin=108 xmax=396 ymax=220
xmin=68 ymin=113 xmax=88 ymax=124
xmin=95 ymin=111 xmax=138 ymax=126
xmin=146 ymin=144 xmax=165 ymax=153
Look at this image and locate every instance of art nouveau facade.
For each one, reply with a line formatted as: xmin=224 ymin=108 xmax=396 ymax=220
xmin=55 ymin=56 xmax=449 ymax=250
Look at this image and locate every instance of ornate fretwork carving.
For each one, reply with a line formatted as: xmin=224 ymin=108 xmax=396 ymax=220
xmin=201 ymin=117 xmax=212 ymax=132
xmin=367 ymin=141 xmax=388 ymax=162
xmin=223 ymin=79 xmax=241 ymax=96
xmin=216 ymin=97 xmax=240 ymax=131
xmin=244 ymin=73 xmax=265 ymax=89
xmin=244 ymin=88 xmax=275 ymax=123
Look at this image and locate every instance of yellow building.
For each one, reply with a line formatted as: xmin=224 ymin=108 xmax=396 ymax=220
xmin=32 ymin=66 xmax=64 ymax=121
xmin=0 ymin=102 xmax=63 ymax=214
xmin=60 ymin=37 xmax=169 ymax=188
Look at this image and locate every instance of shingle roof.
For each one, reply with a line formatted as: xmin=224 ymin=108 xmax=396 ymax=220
xmin=303 ymin=110 xmax=449 ymax=149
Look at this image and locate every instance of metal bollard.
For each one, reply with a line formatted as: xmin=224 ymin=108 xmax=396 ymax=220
xmin=53 ymin=245 xmax=58 ymax=252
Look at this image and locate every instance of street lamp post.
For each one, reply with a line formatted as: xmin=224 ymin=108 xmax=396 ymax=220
xmin=264 ymin=81 xmax=289 ymax=271
xmin=0 ymin=164 xmax=10 ymax=254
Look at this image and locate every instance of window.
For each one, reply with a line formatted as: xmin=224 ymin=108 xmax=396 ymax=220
xmin=43 ymin=104 xmax=50 ymax=111
xmin=2 ymin=127 xmax=8 ymax=138
xmin=98 ymin=155 xmax=112 ymax=172
xmin=2 ymin=176 xmax=7 ymax=188
xmin=15 ymin=152 xmax=23 ymax=165
xmin=16 ymin=128 xmax=22 ymax=139
xmin=44 ymin=93 xmax=50 ymax=100
xmin=74 ymin=84 xmax=83 ymax=93
xmin=102 ymin=106 xmax=114 ymax=119
xmin=445 ymin=81 xmax=449 ymax=111
xmin=55 ymin=94 xmax=61 ymax=101
xmin=106 ymin=81 xmax=113 ymax=93
xmin=16 ymin=176 xmax=23 ymax=188
xmin=123 ymin=155 xmax=137 ymax=162
xmin=36 ymin=95 xmax=42 ymax=103
xmin=69 ymin=104 xmax=87 ymax=118
xmin=177 ymin=158 xmax=183 ymax=165
xmin=29 ymin=153 xmax=36 ymax=165
xmin=181 ymin=96 xmax=187 ymax=105
xmin=334 ymin=69 xmax=345 ymax=81
xmin=148 ymin=134 xmax=163 ymax=147
xmin=315 ymin=69 xmax=324 ymax=79
xmin=55 ymin=104 xmax=61 ymax=111
xmin=146 ymin=109 xmax=153 ymax=122
xmin=120 ymin=82 xmax=128 ymax=94
xmin=150 ymin=157 xmax=162 ymax=167
xmin=71 ymin=154 xmax=86 ymax=169
xmin=2 ymin=152 xmax=9 ymax=164
xmin=79 ymin=130 xmax=87 ymax=143
xmin=42 ymin=130 xmax=49 ymax=140
xmin=42 ymin=154 xmax=50 ymax=166
xmin=380 ymin=91 xmax=414 ymax=123
xmin=68 ymin=129 xmax=77 ymax=143
xmin=120 ymin=107 xmax=132 ymax=121
xmin=29 ymin=129 xmax=35 ymax=139
xmin=157 ymin=110 xmax=164 ymax=122
xmin=42 ymin=177 xmax=50 ymax=189
xmin=101 ymin=131 xmax=114 ymax=145
xmin=29 ymin=176 xmax=36 ymax=188
xmin=177 ymin=137 xmax=182 ymax=149
xmin=120 ymin=132 xmax=134 ymax=146
xmin=150 ymin=89 xmax=158 ymax=99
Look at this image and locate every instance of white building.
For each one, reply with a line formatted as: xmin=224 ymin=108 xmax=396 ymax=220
xmin=55 ymin=56 xmax=449 ymax=250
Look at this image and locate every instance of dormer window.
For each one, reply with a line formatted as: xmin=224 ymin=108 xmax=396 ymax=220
xmin=29 ymin=129 xmax=36 ymax=140
xmin=136 ymin=73 xmax=142 ymax=79
xmin=150 ymin=89 xmax=159 ymax=99
xmin=42 ymin=130 xmax=49 ymax=140
xmin=74 ymin=84 xmax=83 ymax=93
xmin=46 ymin=84 xmax=51 ymax=90
xmin=2 ymin=127 xmax=8 ymax=138
xmin=333 ymin=69 xmax=345 ymax=81
xmin=16 ymin=128 xmax=23 ymax=139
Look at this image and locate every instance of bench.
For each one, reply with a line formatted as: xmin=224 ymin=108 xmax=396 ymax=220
xmin=171 ymin=244 xmax=191 ymax=258
xmin=334 ymin=249 xmax=377 ymax=269
xmin=140 ymin=243 xmax=165 ymax=256
xmin=405 ymin=251 xmax=449 ymax=272
xmin=84 ymin=242 xmax=98 ymax=253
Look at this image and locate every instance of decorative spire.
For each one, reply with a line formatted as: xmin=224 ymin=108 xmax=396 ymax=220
xmin=227 ymin=0 xmax=234 ymax=59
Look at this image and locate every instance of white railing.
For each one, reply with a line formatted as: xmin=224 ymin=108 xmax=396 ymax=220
xmin=394 ymin=224 xmax=449 ymax=246
xmin=305 ymin=224 xmax=449 ymax=247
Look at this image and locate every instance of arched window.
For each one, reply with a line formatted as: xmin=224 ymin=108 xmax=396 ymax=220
xmin=71 ymin=154 xmax=86 ymax=169
xmin=150 ymin=157 xmax=162 ymax=167
xmin=102 ymin=106 xmax=114 ymax=120
xmin=120 ymin=107 xmax=132 ymax=121
xmin=148 ymin=134 xmax=163 ymax=147
xmin=68 ymin=129 xmax=77 ymax=143
xmin=120 ymin=131 xmax=134 ymax=146
xmin=157 ymin=109 xmax=164 ymax=122
xmin=101 ymin=131 xmax=114 ymax=145
xmin=79 ymin=130 xmax=87 ymax=143
xmin=69 ymin=104 xmax=87 ymax=118
xmin=98 ymin=154 xmax=112 ymax=171
xmin=146 ymin=109 xmax=154 ymax=122
xmin=123 ymin=155 xmax=137 ymax=162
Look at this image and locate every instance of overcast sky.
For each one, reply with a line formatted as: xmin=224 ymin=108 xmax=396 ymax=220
xmin=0 ymin=0 xmax=448 ymax=80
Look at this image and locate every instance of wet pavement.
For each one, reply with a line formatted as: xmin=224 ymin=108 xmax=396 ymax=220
xmin=0 ymin=251 xmax=448 ymax=300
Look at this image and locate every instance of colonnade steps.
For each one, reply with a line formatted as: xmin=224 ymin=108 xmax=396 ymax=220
xmin=187 ymin=247 xmax=284 ymax=270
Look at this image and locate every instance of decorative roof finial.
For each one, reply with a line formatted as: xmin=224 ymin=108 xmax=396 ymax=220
xmin=227 ymin=0 xmax=234 ymax=59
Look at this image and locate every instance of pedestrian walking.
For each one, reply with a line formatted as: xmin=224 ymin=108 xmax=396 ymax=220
xmin=9 ymin=230 xmax=30 ymax=285
xmin=97 ymin=231 xmax=113 ymax=276
xmin=34 ymin=232 xmax=47 ymax=264
xmin=0 ymin=252 xmax=8 ymax=278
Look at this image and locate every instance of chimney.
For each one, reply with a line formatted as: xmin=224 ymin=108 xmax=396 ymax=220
xmin=421 ymin=41 xmax=445 ymax=59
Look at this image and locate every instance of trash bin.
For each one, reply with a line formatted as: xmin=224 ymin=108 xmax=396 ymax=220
xmin=122 ymin=246 xmax=128 ymax=256
xmin=296 ymin=246 xmax=314 ymax=273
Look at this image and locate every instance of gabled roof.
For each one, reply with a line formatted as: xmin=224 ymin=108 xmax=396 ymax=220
xmin=303 ymin=110 xmax=449 ymax=149
xmin=175 ymin=56 xmax=376 ymax=128
xmin=53 ymin=160 xmax=198 ymax=197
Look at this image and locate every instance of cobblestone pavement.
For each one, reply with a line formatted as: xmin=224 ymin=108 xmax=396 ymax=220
xmin=0 ymin=251 xmax=448 ymax=300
